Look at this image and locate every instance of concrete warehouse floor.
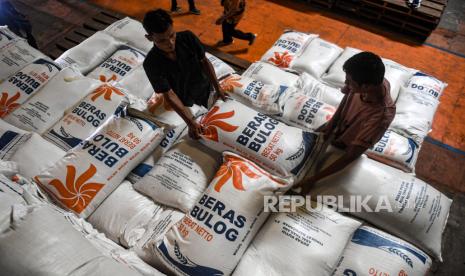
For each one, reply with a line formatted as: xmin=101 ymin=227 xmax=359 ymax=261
xmin=7 ymin=0 xmax=465 ymax=274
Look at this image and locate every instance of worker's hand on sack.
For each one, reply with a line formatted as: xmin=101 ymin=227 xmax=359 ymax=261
xmin=187 ymin=119 xmax=204 ymax=140
xmin=215 ymin=87 xmax=228 ymax=102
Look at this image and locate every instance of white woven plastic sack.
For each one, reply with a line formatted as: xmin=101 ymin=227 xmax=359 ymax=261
xmin=55 ymin=31 xmax=123 ymax=74
xmin=10 ymin=132 xmax=65 ymax=179
xmin=154 ymin=152 xmax=292 ymax=276
xmin=206 ymin=52 xmax=235 ymax=80
xmin=311 ymin=154 xmax=452 ymax=260
xmin=279 ymin=92 xmax=337 ymax=131
xmin=118 ymin=65 xmax=155 ymax=100
xmin=4 ymin=65 xmax=101 ymax=134
xmin=146 ymin=92 xmax=202 ymax=127
xmin=367 ymin=129 xmax=419 ymax=172
xmin=0 ymin=39 xmax=47 ymax=81
xmin=321 ymin=47 xmax=361 ymax=88
xmin=242 ymin=61 xmax=299 ymax=88
xmin=0 ymin=58 xmax=60 ymax=119
xmin=199 ymin=99 xmax=321 ymax=179
xmin=0 ymin=160 xmax=19 ymax=178
xmin=0 ymin=120 xmax=31 ymax=160
xmin=390 ymin=87 xmax=440 ymax=144
xmin=407 ymin=71 xmax=447 ymax=101
xmin=135 ymin=137 xmax=221 ymax=212
xmin=220 ymin=74 xmax=286 ymax=115
xmin=0 ymin=26 xmax=21 ymax=50
xmin=333 ymin=226 xmax=432 ymax=276
xmin=43 ymin=83 xmax=130 ymax=151
xmin=261 ymin=31 xmax=317 ymax=69
xmin=35 ymin=115 xmax=164 ymax=218
xmin=104 ymin=17 xmax=153 ymax=53
xmin=296 ymin=72 xmax=344 ymax=107
xmin=88 ymin=180 xmax=163 ymax=247
xmin=0 ymin=204 xmax=140 ymax=276
xmin=234 ymin=203 xmax=361 ymax=276
xmin=383 ymin=58 xmax=416 ymax=102
xmin=87 ymin=45 xmax=146 ymax=83
xmin=293 ymin=38 xmax=343 ymax=78
xmin=127 ymin=124 xmax=187 ymax=183
xmin=343 ymin=228 xmax=431 ymax=273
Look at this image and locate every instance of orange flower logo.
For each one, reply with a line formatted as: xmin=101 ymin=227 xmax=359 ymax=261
xmin=0 ymin=92 xmax=20 ymax=117
xmin=35 ymin=164 xmax=104 ymax=214
xmin=200 ymin=106 xmax=238 ymax=142
xmin=220 ymin=75 xmax=243 ymax=93
xmin=213 ymin=155 xmax=260 ymax=192
xmin=268 ymin=51 xmax=293 ymax=68
xmin=323 ymin=106 xmax=336 ymax=121
xmin=90 ymin=84 xmax=124 ymax=101
xmin=148 ymin=93 xmax=173 ymax=113
xmin=99 ymin=74 xmax=117 ymax=83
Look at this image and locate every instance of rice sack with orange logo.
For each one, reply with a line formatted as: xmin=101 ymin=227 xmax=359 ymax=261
xmin=260 ymin=31 xmax=317 ymax=70
xmin=198 ymin=99 xmax=321 ymax=179
xmin=366 ymin=129 xmax=419 ymax=172
xmin=332 ymin=226 xmax=432 ymax=276
xmin=154 ymin=152 xmax=292 ymax=276
xmin=43 ymin=83 xmax=130 ymax=151
xmin=0 ymin=39 xmax=47 ymax=81
xmin=35 ymin=115 xmax=165 ymax=218
xmin=242 ymin=61 xmax=299 ymax=88
xmin=87 ymin=45 xmax=146 ymax=83
xmin=0 ymin=59 xmax=60 ymax=118
xmin=278 ymin=91 xmax=337 ymax=131
xmin=220 ymin=74 xmax=287 ymax=115
xmin=117 ymin=66 xmax=155 ymax=100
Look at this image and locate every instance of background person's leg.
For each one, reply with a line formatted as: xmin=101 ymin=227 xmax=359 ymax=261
xmin=221 ymin=21 xmax=234 ymax=43
xmin=230 ymin=23 xmax=254 ymax=43
xmin=188 ymin=0 xmax=200 ymax=14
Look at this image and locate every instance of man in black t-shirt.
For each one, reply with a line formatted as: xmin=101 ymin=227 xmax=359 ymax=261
xmin=142 ymin=9 xmax=226 ymax=139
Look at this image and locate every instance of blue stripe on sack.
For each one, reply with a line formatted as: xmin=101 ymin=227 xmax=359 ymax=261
xmin=130 ymin=163 xmax=153 ymax=177
xmin=289 ymin=131 xmax=318 ymax=175
xmin=0 ymin=131 xmax=19 ymax=150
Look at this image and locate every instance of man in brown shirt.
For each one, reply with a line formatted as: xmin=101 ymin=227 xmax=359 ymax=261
xmin=300 ymin=52 xmax=396 ymax=194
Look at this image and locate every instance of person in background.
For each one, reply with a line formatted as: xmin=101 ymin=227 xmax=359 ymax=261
xmin=215 ymin=0 xmax=256 ymax=47
xmin=299 ymin=52 xmax=396 ymax=195
xmin=0 ymin=0 xmax=38 ymax=49
xmin=142 ymin=9 xmax=226 ymax=139
xmin=170 ymin=0 xmax=201 ymax=15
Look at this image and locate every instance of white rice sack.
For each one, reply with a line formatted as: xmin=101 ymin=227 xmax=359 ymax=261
xmin=104 ymin=17 xmax=153 ymax=53
xmin=35 ymin=115 xmax=165 ymax=218
xmin=206 ymin=52 xmax=235 ymax=80
xmin=321 ymin=47 xmax=362 ymax=88
xmin=0 ymin=173 xmax=25 ymax=202
xmin=0 ymin=120 xmax=31 ymax=160
xmin=11 ymin=133 xmax=65 ymax=179
xmin=0 ymin=160 xmax=19 ymax=178
xmin=220 ymin=74 xmax=286 ymax=115
xmin=0 ymin=39 xmax=47 ymax=81
xmin=146 ymin=92 xmax=202 ymax=127
xmin=407 ymin=71 xmax=447 ymax=101
xmin=118 ymin=65 xmax=155 ymax=100
xmin=311 ymin=154 xmax=452 ymax=260
xmin=367 ymin=129 xmax=419 ymax=172
xmin=234 ymin=203 xmax=361 ymax=276
xmin=261 ymin=31 xmax=317 ymax=69
xmin=88 ymin=180 xmax=164 ymax=248
xmin=0 ymin=204 xmax=140 ymax=276
xmin=242 ymin=61 xmax=299 ymax=88
xmin=127 ymin=124 xmax=187 ymax=183
xmin=87 ymin=45 xmax=146 ymax=83
xmin=135 ymin=137 xmax=221 ymax=212
xmin=296 ymin=72 xmax=344 ymax=107
xmin=43 ymin=83 xmax=130 ymax=151
xmin=279 ymin=92 xmax=337 ymax=131
xmin=390 ymin=87 xmax=439 ymax=144
xmin=199 ymin=99 xmax=321 ymax=179
xmin=55 ymin=31 xmax=123 ymax=74
xmin=4 ymin=65 xmax=101 ymax=134
xmin=292 ymin=38 xmax=343 ymax=78
xmin=154 ymin=152 xmax=292 ymax=276
xmin=333 ymin=226 xmax=432 ymax=276
xmin=383 ymin=59 xmax=416 ymax=102
xmin=0 ymin=59 xmax=61 ymax=119
xmin=0 ymin=26 xmax=21 ymax=50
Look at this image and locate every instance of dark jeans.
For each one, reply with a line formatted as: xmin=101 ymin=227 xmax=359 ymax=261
xmin=171 ymin=0 xmax=197 ymax=11
xmin=222 ymin=21 xmax=253 ymax=43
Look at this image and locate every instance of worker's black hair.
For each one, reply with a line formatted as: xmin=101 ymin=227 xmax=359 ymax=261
xmin=143 ymin=9 xmax=173 ymax=34
xmin=343 ymin=52 xmax=385 ymax=86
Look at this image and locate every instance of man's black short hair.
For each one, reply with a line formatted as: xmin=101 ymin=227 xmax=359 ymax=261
xmin=343 ymin=52 xmax=385 ymax=86
xmin=143 ymin=9 xmax=173 ymax=34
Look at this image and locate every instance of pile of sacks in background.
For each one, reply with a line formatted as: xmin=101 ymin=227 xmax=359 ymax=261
xmin=0 ymin=17 xmax=451 ymax=276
